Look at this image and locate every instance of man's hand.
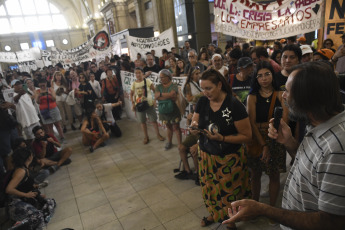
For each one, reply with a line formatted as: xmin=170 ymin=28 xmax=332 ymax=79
xmin=189 ymin=121 xmax=200 ymax=136
xmin=46 ymin=137 xmax=55 ymax=143
xmin=268 ymin=118 xmax=292 ymax=145
xmin=222 ymin=199 xmax=264 ymax=224
xmin=0 ymin=102 xmax=15 ymax=109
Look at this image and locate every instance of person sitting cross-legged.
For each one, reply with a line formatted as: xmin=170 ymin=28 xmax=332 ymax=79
xmin=32 ymin=126 xmax=72 ymax=173
xmin=81 ymin=105 xmax=109 ymax=153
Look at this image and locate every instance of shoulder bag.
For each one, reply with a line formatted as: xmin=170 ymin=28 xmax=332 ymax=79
xmin=246 ymin=91 xmax=277 ymax=158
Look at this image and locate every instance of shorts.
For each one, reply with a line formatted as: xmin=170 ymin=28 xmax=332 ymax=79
xmin=72 ymin=103 xmax=83 ymax=116
xmin=23 ymin=122 xmax=40 ymax=140
xmin=47 ymin=151 xmax=61 ymax=162
xmin=136 ymin=106 xmax=157 ymax=123
xmin=182 ymin=134 xmax=199 ymax=148
xmin=40 ymin=107 xmax=62 ymax=125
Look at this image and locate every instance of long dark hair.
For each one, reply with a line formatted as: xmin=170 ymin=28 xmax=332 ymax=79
xmin=200 ymin=69 xmax=232 ymax=95
xmin=250 ymin=61 xmax=278 ymax=95
xmin=183 ymin=66 xmax=200 ymax=96
xmin=12 ymin=148 xmax=32 ymax=168
xmin=271 ymin=50 xmax=282 ymax=64
xmin=289 ymin=62 xmax=343 ymax=121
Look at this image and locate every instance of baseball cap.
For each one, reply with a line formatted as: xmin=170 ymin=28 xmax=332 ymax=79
xmin=11 ymin=79 xmax=22 ymax=87
xmin=300 ymin=45 xmax=313 ymax=56
xmin=341 ymin=33 xmax=345 ymax=38
xmin=280 ymin=39 xmax=286 ymax=44
xmin=316 ymin=49 xmax=334 ymax=60
xmin=237 ymin=57 xmax=253 ymax=68
xmin=297 ymin=37 xmax=306 ymax=42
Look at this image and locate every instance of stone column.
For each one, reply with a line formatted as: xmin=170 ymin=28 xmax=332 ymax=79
xmin=133 ymin=0 xmax=143 ymax=28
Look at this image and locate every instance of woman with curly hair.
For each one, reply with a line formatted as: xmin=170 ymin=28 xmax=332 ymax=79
xmin=198 ymin=50 xmax=210 ymax=67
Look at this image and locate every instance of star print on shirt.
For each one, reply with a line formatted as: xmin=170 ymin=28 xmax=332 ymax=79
xmin=222 ymin=107 xmax=231 ymax=118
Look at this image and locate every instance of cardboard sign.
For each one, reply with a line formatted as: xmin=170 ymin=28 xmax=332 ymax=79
xmin=127 ymin=28 xmax=174 ymax=58
xmin=324 ymin=0 xmax=344 ymax=48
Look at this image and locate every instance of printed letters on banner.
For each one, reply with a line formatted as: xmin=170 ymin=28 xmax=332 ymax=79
xmin=51 ymin=27 xmax=111 ymax=65
xmin=120 ymin=71 xmax=190 ymax=135
xmin=214 ymin=0 xmax=324 ymax=40
xmin=127 ymin=28 xmax=175 ymax=58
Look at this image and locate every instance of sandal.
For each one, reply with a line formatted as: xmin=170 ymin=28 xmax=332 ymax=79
xmin=201 ymin=216 xmax=214 ymax=227
xmin=157 ymin=135 xmax=165 ymax=141
xmin=143 ymin=137 xmax=149 ymax=144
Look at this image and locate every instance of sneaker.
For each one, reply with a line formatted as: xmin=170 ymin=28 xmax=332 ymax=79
xmin=165 ymin=142 xmax=172 ymax=150
xmin=174 ymin=171 xmax=193 ymax=180
xmin=71 ymin=124 xmax=76 ymax=131
xmin=38 ymin=180 xmax=49 ymax=189
xmin=89 ymin=146 xmax=94 ymax=153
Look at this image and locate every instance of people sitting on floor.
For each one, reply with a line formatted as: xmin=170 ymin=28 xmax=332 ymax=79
xmin=5 ymin=148 xmax=56 ymax=230
xmin=95 ymin=101 xmax=122 ymax=137
xmin=81 ymin=105 xmax=109 ymax=153
xmin=31 ymin=125 xmax=72 ymax=173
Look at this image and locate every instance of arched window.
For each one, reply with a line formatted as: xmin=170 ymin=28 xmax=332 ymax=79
xmin=0 ymin=0 xmax=68 ymax=34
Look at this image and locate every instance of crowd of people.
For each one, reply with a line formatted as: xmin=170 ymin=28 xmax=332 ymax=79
xmin=0 ymin=32 xmax=345 ymax=229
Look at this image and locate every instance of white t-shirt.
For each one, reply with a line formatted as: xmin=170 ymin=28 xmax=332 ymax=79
xmin=52 ymin=82 xmax=67 ymax=102
xmin=217 ymin=65 xmax=228 ymax=77
xmin=96 ymin=103 xmax=115 ymax=124
xmin=14 ymin=93 xmax=40 ymax=128
xmin=131 ymin=79 xmax=154 ymax=106
xmin=100 ymin=72 xmax=107 ymax=80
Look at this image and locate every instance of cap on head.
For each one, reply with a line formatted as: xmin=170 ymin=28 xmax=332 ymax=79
xmin=316 ymin=49 xmax=334 ymax=60
xmin=297 ymin=37 xmax=306 ymax=42
xmin=211 ymin=53 xmax=222 ymax=61
xmin=237 ymin=57 xmax=253 ymax=68
xmin=300 ymin=45 xmax=313 ymax=56
xmin=11 ymin=79 xmax=21 ymax=87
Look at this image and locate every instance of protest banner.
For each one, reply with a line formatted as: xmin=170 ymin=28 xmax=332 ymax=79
xmin=120 ymin=71 xmax=190 ymax=135
xmin=214 ymin=0 xmax=324 ymax=40
xmin=51 ymin=28 xmax=111 ymax=65
xmin=324 ymin=0 xmax=344 ymax=48
xmin=127 ymin=28 xmax=174 ymax=58
xmin=0 ymin=52 xmax=18 ymax=63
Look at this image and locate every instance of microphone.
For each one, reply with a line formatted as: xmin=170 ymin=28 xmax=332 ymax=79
xmin=273 ymin=106 xmax=283 ymax=130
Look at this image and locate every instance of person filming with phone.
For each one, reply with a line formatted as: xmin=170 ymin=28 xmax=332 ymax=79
xmin=189 ymin=69 xmax=252 ymax=229
xmin=222 ymin=62 xmax=345 ymax=230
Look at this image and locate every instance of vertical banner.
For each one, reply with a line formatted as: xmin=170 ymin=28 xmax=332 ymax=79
xmin=324 ymin=0 xmax=344 ymax=48
xmin=120 ymin=71 xmax=190 ymax=135
xmin=127 ymin=28 xmax=175 ymax=58
xmin=214 ymin=0 xmax=324 ymax=40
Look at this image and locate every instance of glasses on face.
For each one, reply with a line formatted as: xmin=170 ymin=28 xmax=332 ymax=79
xmin=256 ymin=72 xmax=272 ymax=79
xmin=188 ymin=55 xmax=195 ymax=58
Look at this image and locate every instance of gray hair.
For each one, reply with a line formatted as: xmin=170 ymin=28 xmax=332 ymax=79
xmin=159 ymin=69 xmax=172 ymax=80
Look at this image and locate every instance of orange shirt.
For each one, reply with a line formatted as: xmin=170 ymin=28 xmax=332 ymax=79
xmin=101 ymin=77 xmax=120 ymax=96
xmin=37 ymin=88 xmax=57 ymax=111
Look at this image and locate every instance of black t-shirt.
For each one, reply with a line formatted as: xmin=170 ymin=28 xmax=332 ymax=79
xmin=255 ymin=92 xmax=282 ymax=123
xmin=195 ymin=95 xmax=248 ymax=153
xmin=231 ymin=74 xmax=252 ymax=104
xmin=144 ymin=65 xmax=161 ymax=73
xmin=275 ymin=71 xmax=288 ymax=90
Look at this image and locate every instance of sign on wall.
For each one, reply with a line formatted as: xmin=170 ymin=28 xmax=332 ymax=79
xmin=127 ymin=28 xmax=175 ymax=58
xmin=324 ymin=0 xmax=344 ymax=48
xmin=214 ymin=0 xmax=324 ymax=40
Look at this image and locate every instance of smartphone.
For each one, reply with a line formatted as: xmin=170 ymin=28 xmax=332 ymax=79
xmin=273 ymin=107 xmax=283 ymax=130
xmin=189 ymin=126 xmax=207 ymax=134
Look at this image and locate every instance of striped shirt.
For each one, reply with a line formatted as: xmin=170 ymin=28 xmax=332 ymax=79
xmin=281 ymin=110 xmax=345 ymax=230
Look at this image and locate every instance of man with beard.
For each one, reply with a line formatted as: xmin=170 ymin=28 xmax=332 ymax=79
xmin=223 ymin=62 xmax=345 ymax=230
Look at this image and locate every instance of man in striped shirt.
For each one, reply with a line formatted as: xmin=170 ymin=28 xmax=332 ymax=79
xmin=223 ymin=62 xmax=345 ymax=229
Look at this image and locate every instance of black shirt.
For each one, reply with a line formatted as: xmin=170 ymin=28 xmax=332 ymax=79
xmin=144 ymin=65 xmax=161 ymax=73
xmin=275 ymin=71 xmax=288 ymax=90
xmin=195 ymin=95 xmax=248 ymax=153
xmin=255 ymin=92 xmax=282 ymax=123
xmin=231 ymin=74 xmax=252 ymax=104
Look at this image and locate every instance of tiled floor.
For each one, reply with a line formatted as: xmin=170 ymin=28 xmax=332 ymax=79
xmin=41 ymin=118 xmax=290 ymax=230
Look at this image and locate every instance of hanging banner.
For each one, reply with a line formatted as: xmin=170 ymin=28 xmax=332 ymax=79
xmin=214 ymin=0 xmax=324 ymax=40
xmin=324 ymin=0 xmax=344 ymax=48
xmin=120 ymin=71 xmax=190 ymax=135
xmin=35 ymin=50 xmax=52 ymax=68
xmin=51 ymin=27 xmax=111 ymax=65
xmin=0 ymin=52 xmax=18 ymax=63
xmin=127 ymin=28 xmax=174 ymax=58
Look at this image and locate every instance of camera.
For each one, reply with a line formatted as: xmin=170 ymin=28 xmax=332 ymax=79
xmin=38 ymin=135 xmax=48 ymax=142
